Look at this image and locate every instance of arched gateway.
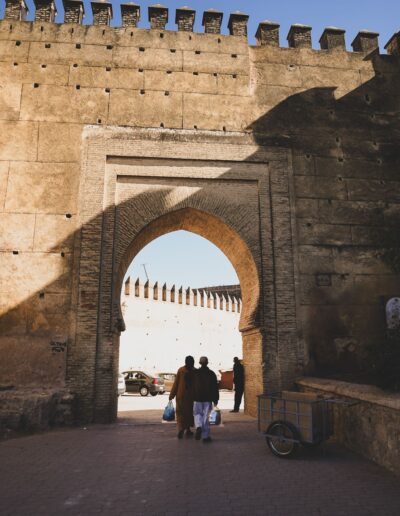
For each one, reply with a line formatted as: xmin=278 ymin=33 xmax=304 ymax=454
xmin=67 ymin=128 xmax=300 ymax=422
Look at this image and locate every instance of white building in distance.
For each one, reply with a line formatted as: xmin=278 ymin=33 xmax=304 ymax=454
xmin=120 ymin=278 xmax=242 ymax=374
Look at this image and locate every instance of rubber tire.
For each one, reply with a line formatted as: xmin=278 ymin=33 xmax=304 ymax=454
xmin=140 ymin=386 xmax=149 ymax=397
xmin=150 ymin=392 xmax=157 ymax=397
xmin=266 ymin=421 xmax=299 ymax=458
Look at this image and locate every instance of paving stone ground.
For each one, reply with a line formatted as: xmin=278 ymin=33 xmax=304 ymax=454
xmin=0 ymin=412 xmax=399 ymax=516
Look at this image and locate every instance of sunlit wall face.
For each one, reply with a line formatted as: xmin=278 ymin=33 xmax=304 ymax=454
xmin=120 ymin=231 xmax=242 ymax=374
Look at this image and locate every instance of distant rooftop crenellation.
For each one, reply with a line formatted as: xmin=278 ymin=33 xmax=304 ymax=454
xmin=1 ymin=0 xmax=399 ymax=54
xmin=123 ymin=277 xmax=242 ymax=313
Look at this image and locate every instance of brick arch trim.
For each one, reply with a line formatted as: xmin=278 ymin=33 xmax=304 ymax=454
xmin=115 ymin=207 xmax=261 ymax=332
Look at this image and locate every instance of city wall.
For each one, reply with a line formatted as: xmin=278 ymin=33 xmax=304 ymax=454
xmin=120 ymin=277 xmax=242 ymax=374
xmin=0 ymin=1 xmax=400 ymax=424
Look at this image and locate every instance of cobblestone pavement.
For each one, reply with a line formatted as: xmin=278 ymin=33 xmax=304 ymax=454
xmin=1 ymin=414 xmax=399 ymax=516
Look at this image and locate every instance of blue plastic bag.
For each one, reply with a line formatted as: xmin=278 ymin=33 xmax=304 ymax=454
xmin=209 ymin=406 xmax=221 ymax=426
xmin=162 ymin=401 xmax=175 ymax=422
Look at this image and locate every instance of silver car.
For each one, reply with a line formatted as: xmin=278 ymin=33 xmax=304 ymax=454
xmin=118 ymin=373 xmax=126 ymax=396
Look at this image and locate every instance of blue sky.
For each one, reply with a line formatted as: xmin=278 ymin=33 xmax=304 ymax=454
xmin=2 ymin=0 xmax=399 ymax=48
xmin=126 ymin=231 xmax=239 ymax=288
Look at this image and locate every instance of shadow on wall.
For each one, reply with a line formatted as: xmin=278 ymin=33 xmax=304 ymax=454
xmin=249 ymin=50 xmax=400 ymax=374
xmin=1 ymin=49 xmax=400 ymax=389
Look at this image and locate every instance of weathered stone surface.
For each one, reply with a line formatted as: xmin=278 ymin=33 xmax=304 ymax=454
xmin=0 ymin=121 xmax=38 ymax=161
xmin=0 ymin=213 xmax=35 ymax=251
xmin=113 ymin=46 xmax=183 ymax=70
xmin=4 ymin=162 xmax=79 ymax=213
xmin=0 ymin=161 xmax=9 ymax=209
xmin=108 ymin=89 xmax=183 ymax=127
xmin=69 ymin=65 xmax=144 ymax=89
xmin=182 ymin=93 xmax=250 ymax=131
xmin=0 ymin=82 xmax=22 ymax=119
xmin=298 ymin=378 xmax=400 ymax=476
xmin=144 ymin=69 xmax=217 ymax=94
xmin=0 ymin=62 xmax=69 ymax=86
xmin=20 ymin=85 xmax=109 ymax=123
xmin=0 ymin=39 xmax=29 ymax=60
xmin=33 ymin=214 xmax=75 ymax=252
xmin=38 ymin=123 xmax=82 ymax=162
xmin=183 ymin=50 xmax=248 ymax=75
xmin=0 ymin=389 xmax=74 ymax=435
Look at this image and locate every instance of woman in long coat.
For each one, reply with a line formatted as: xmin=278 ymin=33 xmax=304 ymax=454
xmin=169 ymin=356 xmax=196 ymax=438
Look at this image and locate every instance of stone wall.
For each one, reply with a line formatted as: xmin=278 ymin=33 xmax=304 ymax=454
xmin=0 ymin=4 xmax=399 ymax=423
xmin=0 ymin=387 xmax=75 ymax=437
xmin=120 ymin=277 xmax=242 ymax=374
xmin=297 ymin=377 xmax=400 ymax=476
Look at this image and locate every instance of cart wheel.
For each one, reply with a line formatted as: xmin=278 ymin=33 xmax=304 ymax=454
xmin=266 ymin=421 xmax=299 ymax=458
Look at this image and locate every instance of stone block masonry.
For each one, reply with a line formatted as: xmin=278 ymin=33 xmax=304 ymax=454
xmin=0 ymin=3 xmax=399 ymax=433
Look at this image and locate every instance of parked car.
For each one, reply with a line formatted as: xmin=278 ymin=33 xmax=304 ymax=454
xmin=122 ymin=370 xmax=165 ymax=397
xmin=118 ymin=373 xmax=126 ymax=396
xmin=157 ymin=373 xmax=176 ymax=392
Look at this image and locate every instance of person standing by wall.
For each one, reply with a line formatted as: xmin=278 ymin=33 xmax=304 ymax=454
xmin=193 ymin=356 xmax=219 ymax=443
xmin=230 ymin=357 xmax=244 ymax=413
xmin=169 ymin=356 xmax=196 ymax=439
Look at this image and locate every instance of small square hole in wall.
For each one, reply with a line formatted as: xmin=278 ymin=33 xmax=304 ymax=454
xmin=73 ymin=63 xmax=78 ymax=68
xmin=15 ymin=40 xmax=21 ymax=46
xmin=76 ymin=85 xmax=80 ymax=90
xmin=76 ymin=43 xmax=81 ymax=49
xmin=106 ymin=67 xmax=111 ymax=71
xmin=41 ymin=64 xmax=46 ymax=68
xmin=45 ymin=43 xmax=51 ymax=48
xmin=39 ymin=292 xmax=45 ymax=299
xmin=105 ymin=88 xmax=110 ymax=93
xmin=33 ymin=83 xmax=39 ymax=88
xmin=316 ymin=274 xmax=332 ymax=287
xmin=65 ymin=213 xmax=72 ymax=219
xmin=170 ymin=49 xmax=176 ymax=53
xmin=97 ymin=119 xmax=102 ymax=124
xmin=139 ymin=47 xmax=145 ymax=52
xmin=140 ymin=89 xmax=145 ymax=95
xmin=13 ymin=62 xmax=18 ymax=66
xmin=106 ymin=45 xmax=113 ymax=50
xmin=12 ymin=250 xmax=19 ymax=255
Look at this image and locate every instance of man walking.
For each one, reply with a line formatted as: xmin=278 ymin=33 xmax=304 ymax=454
xmin=169 ymin=356 xmax=196 ymax=439
xmin=230 ymin=357 xmax=244 ymax=413
xmin=193 ymin=356 xmax=219 ymax=443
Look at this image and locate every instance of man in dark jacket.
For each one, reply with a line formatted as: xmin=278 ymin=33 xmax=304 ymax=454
xmin=193 ymin=356 xmax=219 ymax=443
xmin=230 ymin=357 xmax=244 ymax=413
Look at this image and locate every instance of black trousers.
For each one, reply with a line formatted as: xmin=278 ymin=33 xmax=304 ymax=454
xmin=234 ymin=386 xmax=244 ymax=411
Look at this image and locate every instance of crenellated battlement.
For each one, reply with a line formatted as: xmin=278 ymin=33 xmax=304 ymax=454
xmin=1 ymin=0 xmax=399 ymax=54
xmin=122 ymin=277 xmax=242 ymax=314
